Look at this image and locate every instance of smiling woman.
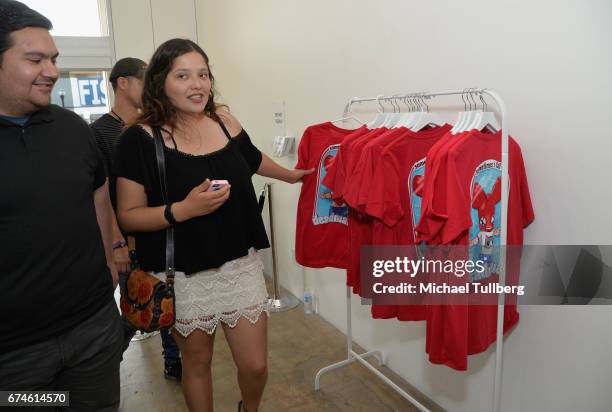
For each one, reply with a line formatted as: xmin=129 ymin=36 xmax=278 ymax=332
xmin=112 ymin=38 xmax=314 ymax=412
xmin=164 ymin=52 xmax=213 ymax=117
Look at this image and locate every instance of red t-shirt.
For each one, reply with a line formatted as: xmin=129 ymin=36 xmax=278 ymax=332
xmin=323 ymin=128 xmax=387 ymax=205
xmin=320 ymin=127 xmax=387 ymax=293
xmin=294 ymin=122 xmax=366 ymax=268
xmin=366 ymin=125 xmax=452 ymax=229
xmin=343 ymin=127 xmax=409 ymax=211
xmin=364 ymin=125 xmax=451 ymax=321
xmin=443 ymin=132 xmax=534 ymax=245
xmin=421 ymin=131 xmax=534 ymax=370
xmin=411 ymin=131 xmax=472 ymax=363
xmin=344 ymin=129 xmax=391 ymax=294
xmin=415 ymin=131 xmax=471 ymax=243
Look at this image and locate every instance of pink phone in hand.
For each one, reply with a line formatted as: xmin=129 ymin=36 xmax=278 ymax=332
xmin=207 ymin=180 xmax=229 ymax=192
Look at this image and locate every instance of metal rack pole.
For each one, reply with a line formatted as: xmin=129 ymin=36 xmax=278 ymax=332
xmin=482 ymin=89 xmax=508 ymax=412
xmin=263 ymin=183 xmax=300 ymax=312
xmin=316 ymin=88 xmax=509 ymax=412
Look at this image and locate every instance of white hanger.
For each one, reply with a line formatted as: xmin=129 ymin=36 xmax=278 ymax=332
xmin=381 ymin=97 xmax=403 ymax=128
xmin=473 ymin=112 xmax=500 ymax=132
xmin=451 ymin=89 xmax=476 ymax=134
xmin=393 ymin=95 xmax=419 ymax=129
xmin=468 ymin=92 xmax=500 ymax=132
xmin=464 ymin=90 xmax=483 ymax=131
xmin=330 ymin=113 xmax=364 ymax=126
xmin=450 ymin=111 xmax=467 ymax=134
xmin=366 ymin=94 xmax=388 ymax=129
xmin=331 ymin=98 xmax=364 ymax=127
xmin=411 ymin=112 xmax=444 ymax=132
xmin=462 ymin=89 xmax=480 ymax=132
xmin=410 ymin=94 xmax=444 ymax=132
xmin=382 ymin=113 xmax=403 ymax=128
xmin=396 ymin=113 xmax=418 ymax=129
xmin=450 ymin=90 xmax=467 ymax=134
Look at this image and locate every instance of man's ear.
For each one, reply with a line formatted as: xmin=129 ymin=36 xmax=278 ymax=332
xmin=116 ymin=76 xmax=128 ymax=91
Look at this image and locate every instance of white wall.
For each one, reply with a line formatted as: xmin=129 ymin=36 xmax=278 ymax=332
xmin=197 ymin=1 xmax=612 ymax=411
xmin=109 ymin=0 xmax=198 ymax=62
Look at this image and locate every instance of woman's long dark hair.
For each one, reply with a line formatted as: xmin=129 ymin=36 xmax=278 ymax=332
xmin=137 ymin=38 xmax=226 ymax=129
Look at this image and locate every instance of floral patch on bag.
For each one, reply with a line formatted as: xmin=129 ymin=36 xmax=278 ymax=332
xmin=120 ymin=269 xmax=175 ymax=332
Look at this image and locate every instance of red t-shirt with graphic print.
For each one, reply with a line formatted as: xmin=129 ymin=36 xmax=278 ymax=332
xmin=420 ymin=131 xmax=534 ymax=371
xmin=364 ymin=125 xmax=451 ymax=321
xmin=294 ymin=122 xmax=366 ymax=268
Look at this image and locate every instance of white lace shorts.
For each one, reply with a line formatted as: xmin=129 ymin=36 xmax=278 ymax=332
xmin=152 ymin=248 xmax=270 ymax=337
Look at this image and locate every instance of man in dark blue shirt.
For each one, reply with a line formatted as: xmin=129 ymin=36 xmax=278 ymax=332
xmin=0 ymin=2 xmax=122 ymax=410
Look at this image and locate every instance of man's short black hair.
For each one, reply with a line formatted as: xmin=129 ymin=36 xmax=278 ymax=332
xmin=109 ymin=57 xmax=147 ymax=92
xmin=0 ymin=0 xmax=53 ymax=61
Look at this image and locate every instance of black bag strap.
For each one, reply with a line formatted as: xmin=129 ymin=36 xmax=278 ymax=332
xmin=152 ymin=127 xmax=175 ymax=286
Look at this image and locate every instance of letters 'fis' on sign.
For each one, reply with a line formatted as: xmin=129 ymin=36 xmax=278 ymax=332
xmin=69 ymin=76 xmax=107 ymax=107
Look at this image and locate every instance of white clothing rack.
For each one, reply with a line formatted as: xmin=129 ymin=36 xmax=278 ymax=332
xmin=314 ymin=88 xmax=509 ymax=412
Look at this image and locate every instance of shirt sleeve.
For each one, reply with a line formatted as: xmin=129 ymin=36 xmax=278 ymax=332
xmin=113 ymin=125 xmax=147 ymax=185
xmin=235 ymin=129 xmax=263 ymax=175
xmin=416 ymin=133 xmax=465 ymax=243
xmin=365 ymin=149 xmax=404 ymax=226
xmin=515 ymin=146 xmax=535 ymax=228
xmin=295 ymin=127 xmax=311 ymax=170
xmin=343 ymin=144 xmax=372 ymax=210
xmin=356 ymin=146 xmax=376 ymax=211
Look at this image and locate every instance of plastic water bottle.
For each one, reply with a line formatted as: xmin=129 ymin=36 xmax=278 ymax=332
xmin=303 ymin=291 xmax=314 ymax=314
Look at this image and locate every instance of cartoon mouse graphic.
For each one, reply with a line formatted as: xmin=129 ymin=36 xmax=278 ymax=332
xmin=319 ymin=154 xmax=348 ymax=217
xmin=470 ymin=177 xmax=501 ymax=265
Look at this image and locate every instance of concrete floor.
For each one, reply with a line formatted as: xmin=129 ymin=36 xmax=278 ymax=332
xmin=117 ymin=290 xmax=443 ymax=412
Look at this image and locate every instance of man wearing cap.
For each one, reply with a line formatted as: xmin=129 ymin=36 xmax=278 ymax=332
xmin=0 ymin=1 xmax=122 ymax=409
xmin=91 ymin=57 xmax=183 ymax=381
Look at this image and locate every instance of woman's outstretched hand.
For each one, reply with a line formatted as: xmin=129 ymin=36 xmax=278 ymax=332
xmin=286 ymin=168 xmax=315 ymax=183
